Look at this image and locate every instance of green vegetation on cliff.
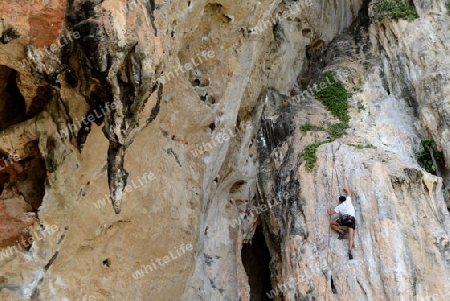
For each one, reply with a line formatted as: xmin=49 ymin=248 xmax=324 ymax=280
xmin=314 ymin=71 xmax=351 ymax=123
xmin=301 ymin=72 xmax=351 ymax=171
xmin=374 ymin=0 xmax=418 ymax=21
xmin=416 ymin=140 xmax=442 ymax=174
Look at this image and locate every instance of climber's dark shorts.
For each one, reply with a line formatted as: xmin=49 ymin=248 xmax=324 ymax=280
xmin=336 ymin=215 xmax=356 ymax=229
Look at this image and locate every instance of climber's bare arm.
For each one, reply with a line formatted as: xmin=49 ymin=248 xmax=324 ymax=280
xmin=343 ymin=187 xmax=351 ymax=197
xmin=327 ymin=208 xmax=336 ymax=215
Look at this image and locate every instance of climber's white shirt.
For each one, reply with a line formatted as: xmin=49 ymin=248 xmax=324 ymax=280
xmin=334 ymin=196 xmax=355 ymax=217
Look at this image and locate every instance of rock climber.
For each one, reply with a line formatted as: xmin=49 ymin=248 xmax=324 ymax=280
xmin=327 ymin=187 xmax=356 ymax=260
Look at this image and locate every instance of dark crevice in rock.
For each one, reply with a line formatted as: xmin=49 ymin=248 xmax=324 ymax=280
xmin=17 ymin=146 xmax=47 ymax=212
xmin=348 ymin=0 xmax=371 ymax=35
xmin=117 ymin=45 xmax=140 ymax=124
xmin=64 ymin=68 xmax=78 ymax=88
xmin=273 ymin=23 xmax=287 ymax=48
xmin=0 ymin=25 xmax=21 ymax=45
xmin=75 ymin=120 xmax=91 ymax=151
xmin=44 ymin=251 xmax=59 ymax=270
xmin=0 ymin=139 xmax=46 ymax=214
xmin=258 ymin=111 xmax=293 ymax=163
xmin=0 ymin=173 xmax=9 ymax=195
xmin=73 ymin=19 xmax=108 ymax=72
xmin=200 ymin=92 xmax=216 ymax=104
xmin=57 ymin=234 xmax=65 ymax=244
xmin=165 ymin=148 xmax=182 ymax=167
xmin=302 ymin=28 xmax=311 ymax=37
xmin=254 ymin=53 xmax=316 ymax=298
xmin=230 ymin=180 xmax=247 ymax=193
xmin=30 ymin=250 xmax=60 ymax=299
xmin=30 ymin=288 xmax=40 ymax=301
xmin=28 ymin=85 xmax=53 ymax=118
xmin=204 ymin=253 xmax=214 ymax=266
xmin=330 ymin=275 xmax=337 ymax=294
xmin=102 ymin=258 xmax=111 ymax=267
xmin=146 ymin=0 xmax=158 ymax=36
xmin=0 ymin=66 xmax=26 ymax=131
xmin=67 ymin=1 xmax=110 ymax=73
xmin=190 ymin=77 xmax=210 ymax=87
xmin=76 ymin=87 xmax=112 ymax=151
xmin=147 ymin=83 xmax=163 ymax=124
xmin=394 ymin=54 xmax=419 ymax=112
xmin=241 ymin=225 xmax=273 ymax=300
xmin=204 ymin=3 xmax=232 ymax=24
xmin=302 ymin=42 xmax=327 ymax=88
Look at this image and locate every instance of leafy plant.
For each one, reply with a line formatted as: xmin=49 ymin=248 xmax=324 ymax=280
xmin=300 ymin=123 xmax=312 ymax=131
xmin=303 ymin=140 xmax=331 ymax=171
xmin=301 ymin=72 xmax=352 ymax=171
xmin=447 ymin=1 xmax=450 ymax=14
xmin=314 ymin=72 xmax=351 ymax=139
xmin=374 ymin=0 xmax=418 ymax=21
xmin=416 ymin=140 xmax=442 ymax=174
xmin=300 ymin=123 xmax=325 ymax=131
xmin=348 ymin=143 xmax=376 ymax=149
xmin=422 ymin=140 xmax=433 ymax=149
xmin=327 ymin=122 xmax=349 ymax=139
xmin=314 ymin=71 xmax=351 ymax=124
xmin=306 ymin=287 xmax=314 ymax=294
xmin=357 ymin=100 xmax=366 ymax=112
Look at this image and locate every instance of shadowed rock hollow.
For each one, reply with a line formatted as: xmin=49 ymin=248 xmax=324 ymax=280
xmin=0 ymin=0 xmax=450 ymax=300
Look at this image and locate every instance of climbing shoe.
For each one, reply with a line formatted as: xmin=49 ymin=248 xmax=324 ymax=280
xmin=348 ymin=250 xmax=353 ymax=260
xmin=338 ymin=232 xmax=347 ymax=240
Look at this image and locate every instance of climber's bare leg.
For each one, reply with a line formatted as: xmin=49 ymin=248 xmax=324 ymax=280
xmin=330 ymin=221 xmax=343 ymax=234
xmin=348 ymin=227 xmax=355 ymax=252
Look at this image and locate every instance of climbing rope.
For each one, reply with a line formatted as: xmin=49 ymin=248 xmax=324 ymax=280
xmin=333 ymin=144 xmax=342 ymax=192
xmin=325 ymin=143 xmax=341 ymax=300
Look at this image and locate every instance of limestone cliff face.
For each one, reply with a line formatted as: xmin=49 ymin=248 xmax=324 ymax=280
xmin=0 ymin=0 xmax=449 ymax=300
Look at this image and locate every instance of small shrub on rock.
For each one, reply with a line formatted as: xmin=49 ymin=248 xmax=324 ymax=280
xmin=374 ymin=0 xmax=418 ymax=21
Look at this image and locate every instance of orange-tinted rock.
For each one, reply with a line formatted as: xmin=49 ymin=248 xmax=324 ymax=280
xmin=0 ymin=159 xmax=24 ymax=174
xmin=0 ymin=0 xmax=66 ymax=48
xmin=0 ymin=199 xmax=34 ymax=248
xmin=28 ymin=6 xmax=66 ymax=48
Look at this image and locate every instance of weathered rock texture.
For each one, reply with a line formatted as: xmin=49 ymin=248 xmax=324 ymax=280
xmin=0 ymin=0 xmax=449 ymax=300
